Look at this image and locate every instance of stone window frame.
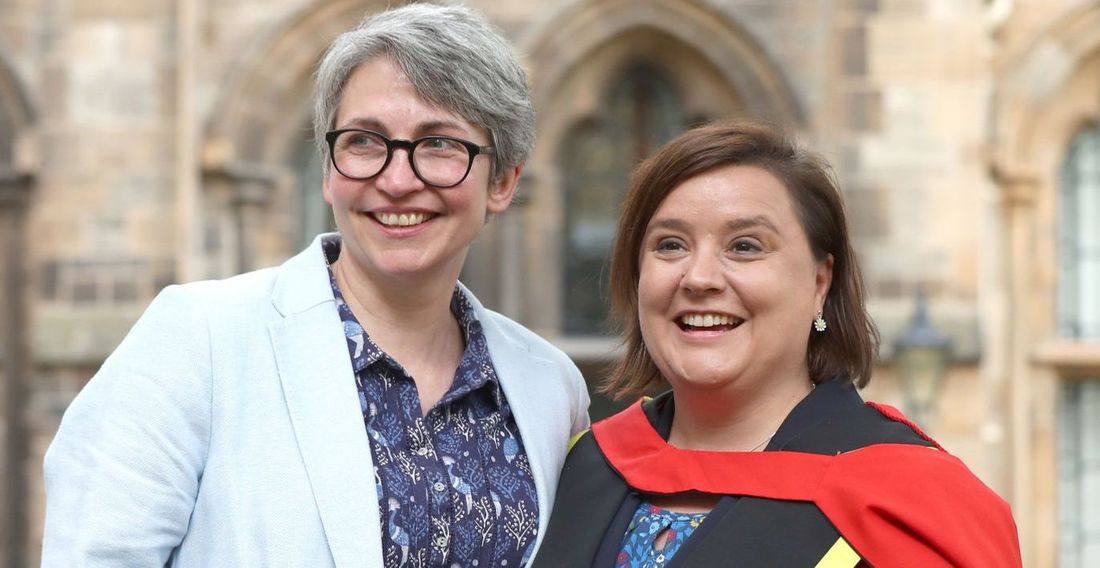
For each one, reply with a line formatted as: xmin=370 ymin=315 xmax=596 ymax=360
xmin=991 ymin=3 xmax=1100 ymax=564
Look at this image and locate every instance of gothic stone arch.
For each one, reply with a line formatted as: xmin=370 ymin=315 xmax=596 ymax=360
xmin=201 ymin=0 xmax=394 ymax=275
xmin=515 ymin=0 xmax=805 ymax=339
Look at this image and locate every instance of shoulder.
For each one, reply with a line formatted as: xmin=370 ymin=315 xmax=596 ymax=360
xmin=472 ymin=301 xmax=591 ymax=429
xmin=783 ymin=394 xmax=935 ymax=454
xmin=471 ymin=300 xmax=580 ymax=374
xmin=157 ymin=266 xmax=280 ymax=309
xmin=819 ymin=443 xmax=1021 ymax=566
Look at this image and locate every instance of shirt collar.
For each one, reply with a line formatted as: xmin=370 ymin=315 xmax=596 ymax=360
xmin=322 ymin=236 xmax=504 ymax=407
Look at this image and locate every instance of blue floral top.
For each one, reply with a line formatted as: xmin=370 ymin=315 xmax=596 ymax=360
xmin=323 ymin=237 xmax=539 ymax=567
xmin=616 ymin=502 xmax=707 ymax=568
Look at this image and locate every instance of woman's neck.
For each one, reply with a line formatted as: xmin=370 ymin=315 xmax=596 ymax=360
xmin=667 ymin=377 xmax=814 ymax=452
xmin=331 ymin=256 xmax=465 ymax=368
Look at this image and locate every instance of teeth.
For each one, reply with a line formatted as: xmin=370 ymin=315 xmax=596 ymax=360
xmin=680 ymin=314 xmax=740 ymax=328
xmin=376 ymin=212 xmax=428 ymax=227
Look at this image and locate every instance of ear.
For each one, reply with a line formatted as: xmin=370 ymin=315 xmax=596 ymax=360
xmin=814 ymin=253 xmax=834 ymax=311
xmin=322 ymin=170 xmax=335 ymax=206
xmin=486 ymin=164 xmax=522 ymax=215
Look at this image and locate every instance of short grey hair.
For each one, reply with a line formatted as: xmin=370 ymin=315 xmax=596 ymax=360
xmin=312 ymin=2 xmax=535 ymax=180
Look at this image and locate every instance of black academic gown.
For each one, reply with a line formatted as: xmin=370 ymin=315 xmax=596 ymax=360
xmin=530 ymin=380 xmax=1018 ymax=567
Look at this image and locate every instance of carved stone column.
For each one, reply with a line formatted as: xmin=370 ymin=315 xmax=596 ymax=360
xmin=992 ymin=168 xmax=1040 ymax=561
xmin=499 ymin=176 xmax=531 ymax=320
xmin=0 ymin=168 xmax=32 ymax=568
xmin=201 ymin=162 xmax=278 ymax=276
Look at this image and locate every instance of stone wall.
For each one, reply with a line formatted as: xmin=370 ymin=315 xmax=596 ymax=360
xmin=0 ymin=0 xmax=1093 ymax=565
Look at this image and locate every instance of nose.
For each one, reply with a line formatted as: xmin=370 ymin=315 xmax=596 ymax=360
xmin=373 ymin=148 xmax=426 ymax=198
xmin=680 ymin=250 xmax=725 ymax=294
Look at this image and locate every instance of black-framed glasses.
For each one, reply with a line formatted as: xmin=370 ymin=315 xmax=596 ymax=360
xmin=325 ymin=128 xmax=496 ymax=188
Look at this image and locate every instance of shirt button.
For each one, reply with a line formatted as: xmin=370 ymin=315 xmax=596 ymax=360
xmin=434 ymin=536 xmax=447 ymax=548
xmin=433 ymin=481 xmax=447 ymax=493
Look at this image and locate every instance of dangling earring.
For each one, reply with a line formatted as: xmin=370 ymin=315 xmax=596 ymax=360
xmin=813 ymin=311 xmax=827 ymax=332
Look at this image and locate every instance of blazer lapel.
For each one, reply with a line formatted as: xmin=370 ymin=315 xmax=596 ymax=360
xmin=269 ymin=235 xmax=383 ymax=567
xmin=490 ymin=339 xmax=561 ymax=513
xmin=465 ymin=286 xmax=573 ymax=545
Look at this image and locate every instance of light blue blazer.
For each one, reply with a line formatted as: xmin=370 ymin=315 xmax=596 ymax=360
xmin=42 ymin=234 xmax=591 ymax=567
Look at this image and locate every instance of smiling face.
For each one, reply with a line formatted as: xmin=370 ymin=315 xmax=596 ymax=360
xmin=322 ymin=55 xmax=518 ymax=286
xmin=637 ymin=164 xmax=833 ymax=398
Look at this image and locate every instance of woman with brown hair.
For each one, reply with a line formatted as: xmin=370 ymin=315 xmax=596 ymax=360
xmin=532 ymin=121 xmax=1021 ymax=567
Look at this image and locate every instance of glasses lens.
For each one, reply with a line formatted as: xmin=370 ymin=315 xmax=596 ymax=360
xmin=332 ymin=130 xmax=389 ymax=179
xmin=413 ymin=137 xmax=471 ymax=187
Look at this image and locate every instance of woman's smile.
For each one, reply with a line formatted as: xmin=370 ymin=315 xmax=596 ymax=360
xmin=637 ymin=164 xmax=832 ymax=394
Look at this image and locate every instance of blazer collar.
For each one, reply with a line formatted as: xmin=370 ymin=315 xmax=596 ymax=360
xmin=270 ymin=233 xmax=338 ymax=317
xmin=269 ymin=233 xmax=383 ymax=567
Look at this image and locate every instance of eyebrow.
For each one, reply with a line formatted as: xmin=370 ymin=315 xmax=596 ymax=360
xmin=336 ymin=117 xmax=470 ymax=138
xmin=646 ymin=214 xmax=781 ymax=235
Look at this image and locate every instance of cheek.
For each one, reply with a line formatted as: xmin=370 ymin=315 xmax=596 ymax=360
xmin=444 ymin=181 xmax=487 ymax=215
xmin=324 ymin=175 xmax=359 ymax=206
xmin=636 ymin=264 xmax=662 ymax=310
xmin=637 ymin=263 xmax=678 ymax=323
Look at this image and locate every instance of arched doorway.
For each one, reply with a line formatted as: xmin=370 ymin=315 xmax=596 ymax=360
xmin=201 ymin=0 xmax=388 ymax=277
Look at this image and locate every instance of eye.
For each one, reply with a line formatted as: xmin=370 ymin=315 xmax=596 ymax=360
xmin=420 ymin=137 xmax=466 ymax=156
xmin=340 ymin=131 xmax=385 ymax=153
xmin=730 ymin=238 xmax=763 ymax=254
xmin=654 ymin=237 xmax=686 ymax=253
xmin=348 ymin=133 xmax=374 ymax=146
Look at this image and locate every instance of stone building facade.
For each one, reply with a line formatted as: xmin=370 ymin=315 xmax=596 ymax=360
xmin=0 ymin=0 xmax=1097 ymax=565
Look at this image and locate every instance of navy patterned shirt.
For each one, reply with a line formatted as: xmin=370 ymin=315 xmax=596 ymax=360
xmin=323 ymin=238 xmax=539 ymax=567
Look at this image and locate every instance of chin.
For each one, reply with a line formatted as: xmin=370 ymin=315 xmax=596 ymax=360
xmin=663 ymin=366 xmax=740 ymax=391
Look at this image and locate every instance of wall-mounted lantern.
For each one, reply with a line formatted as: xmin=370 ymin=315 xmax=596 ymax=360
xmin=894 ymin=289 xmax=952 ymax=428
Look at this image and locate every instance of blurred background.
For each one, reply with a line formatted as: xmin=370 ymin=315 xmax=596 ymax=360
xmin=0 ymin=0 xmax=1097 ymax=565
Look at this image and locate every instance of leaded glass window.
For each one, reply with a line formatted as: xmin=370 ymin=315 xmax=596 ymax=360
xmin=1058 ymin=122 xmax=1100 ymax=339
xmin=1058 ymin=121 xmax=1100 ymax=567
xmin=561 ymin=62 xmax=687 ymax=335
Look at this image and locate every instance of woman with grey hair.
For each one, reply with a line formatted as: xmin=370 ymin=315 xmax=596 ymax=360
xmin=42 ymin=4 xmax=590 ymax=566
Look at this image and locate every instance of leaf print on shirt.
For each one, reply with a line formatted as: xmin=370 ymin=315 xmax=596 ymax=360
xmin=407 ymin=419 xmax=436 ymax=460
xmin=488 ymin=465 xmax=521 ymax=500
xmin=503 ymin=501 xmax=536 ymax=550
xmin=395 ymin=451 xmax=421 ymax=484
xmin=479 ymin=413 xmax=507 ymax=447
xmin=513 ymin=451 xmax=532 ymax=475
xmin=453 ymin=451 xmax=487 ymax=487
xmin=454 ymin=415 xmax=475 ymax=441
xmin=472 ymin=495 xmax=495 ymax=546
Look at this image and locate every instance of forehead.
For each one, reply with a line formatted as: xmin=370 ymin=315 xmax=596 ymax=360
xmin=335 ymin=56 xmax=476 ymax=134
xmin=649 ymin=165 xmax=801 ymax=228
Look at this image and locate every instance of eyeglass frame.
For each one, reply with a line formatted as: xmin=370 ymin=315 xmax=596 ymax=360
xmin=324 ymin=128 xmax=497 ymax=188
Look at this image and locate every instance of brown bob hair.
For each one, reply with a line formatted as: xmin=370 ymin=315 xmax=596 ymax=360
xmin=604 ymin=120 xmax=879 ymax=400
